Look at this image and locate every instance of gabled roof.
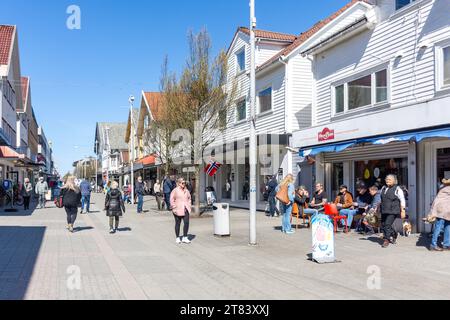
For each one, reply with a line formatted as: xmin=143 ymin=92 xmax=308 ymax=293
xmin=144 ymin=92 xmax=164 ymax=122
xmin=125 ymin=108 xmax=140 ymax=143
xmin=227 ymin=27 xmax=297 ymax=55
xmin=257 ymin=0 xmax=372 ymax=72
xmin=96 ymin=122 xmax=129 ymax=151
xmin=0 ymin=25 xmax=15 ymax=66
xmin=238 ymin=27 xmax=297 ymax=42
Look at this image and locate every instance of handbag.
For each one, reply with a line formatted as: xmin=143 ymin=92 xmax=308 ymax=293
xmin=276 ymin=185 xmax=290 ymax=205
xmin=54 ymin=196 xmax=63 ymax=208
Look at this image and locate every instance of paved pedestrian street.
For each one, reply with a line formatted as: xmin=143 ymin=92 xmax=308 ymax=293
xmin=0 ymin=193 xmax=449 ymax=300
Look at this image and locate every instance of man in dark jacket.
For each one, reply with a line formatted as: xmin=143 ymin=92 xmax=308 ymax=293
xmin=80 ymin=179 xmax=92 ymax=214
xmin=135 ymin=176 xmax=145 ymax=214
xmin=266 ymin=175 xmax=280 ymax=217
xmin=163 ymin=176 xmax=175 ymax=211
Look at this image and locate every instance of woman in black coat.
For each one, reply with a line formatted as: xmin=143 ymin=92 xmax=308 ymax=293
xmin=105 ymin=181 xmax=125 ymax=234
xmin=61 ymin=176 xmax=82 ymax=233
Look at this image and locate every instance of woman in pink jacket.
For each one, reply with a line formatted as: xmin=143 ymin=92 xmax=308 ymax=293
xmin=170 ymin=177 xmax=192 ymax=244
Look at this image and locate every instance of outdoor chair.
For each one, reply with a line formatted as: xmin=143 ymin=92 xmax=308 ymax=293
xmin=324 ymin=203 xmax=348 ymax=233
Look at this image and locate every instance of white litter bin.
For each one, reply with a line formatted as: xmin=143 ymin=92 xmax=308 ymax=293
xmin=213 ymin=203 xmax=230 ymax=236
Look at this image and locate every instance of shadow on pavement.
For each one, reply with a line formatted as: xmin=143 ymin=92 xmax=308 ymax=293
xmin=117 ymin=227 xmax=132 ymax=232
xmin=359 ymin=236 xmax=383 ymax=245
xmin=74 ymin=226 xmax=94 ymax=233
xmin=0 ymin=201 xmax=38 ymax=217
xmin=188 ymin=235 xmax=197 ymax=241
xmin=416 ymin=233 xmax=433 ymax=248
xmin=0 ymin=226 xmax=45 ymax=300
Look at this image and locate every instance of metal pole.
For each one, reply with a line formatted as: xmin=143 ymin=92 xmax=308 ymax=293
xmin=249 ymin=0 xmax=257 ymax=245
xmin=95 ymin=140 xmax=98 ymax=193
xmin=130 ymin=97 xmax=135 ymax=205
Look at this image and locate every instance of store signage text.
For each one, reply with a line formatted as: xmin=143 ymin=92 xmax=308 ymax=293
xmin=318 ymin=128 xmax=335 ymax=142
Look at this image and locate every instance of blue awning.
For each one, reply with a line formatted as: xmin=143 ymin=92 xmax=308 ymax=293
xmin=299 ymin=127 xmax=450 ymax=157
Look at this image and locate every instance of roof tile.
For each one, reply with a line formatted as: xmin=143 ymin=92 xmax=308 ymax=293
xmin=0 ymin=25 xmax=15 ymax=65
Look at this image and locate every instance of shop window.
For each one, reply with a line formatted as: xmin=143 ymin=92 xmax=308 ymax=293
xmin=236 ymin=99 xmax=246 ymax=122
xmin=395 ymin=0 xmax=415 ymax=11
xmin=437 ymin=148 xmax=450 ymax=189
xmin=331 ymin=163 xmax=344 ymax=201
xmin=376 ymin=70 xmax=388 ymax=103
xmin=444 ymin=46 xmax=450 ymax=87
xmin=236 ymin=48 xmax=246 ymax=73
xmin=349 ymin=74 xmax=372 ymax=110
xmin=334 ymin=68 xmax=388 ymax=115
xmin=335 ymin=85 xmax=344 ymax=114
xmin=354 ymin=158 xmax=408 ymax=191
xmin=258 ymin=87 xmax=272 ymax=114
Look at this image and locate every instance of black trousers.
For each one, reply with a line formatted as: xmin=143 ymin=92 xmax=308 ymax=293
xmin=65 ymin=206 xmax=78 ymax=225
xmin=23 ymin=196 xmax=31 ymax=210
xmin=381 ymin=214 xmax=398 ymax=241
xmin=109 ymin=216 xmax=120 ymax=229
xmin=173 ymin=211 xmax=190 ymax=238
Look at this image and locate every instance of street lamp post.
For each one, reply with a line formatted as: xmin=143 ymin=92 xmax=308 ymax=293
xmin=95 ymin=139 xmax=98 ymax=193
xmin=249 ymin=0 xmax=257 ymax=245
xmin=129 ymin=95 xmax=135 ymax=205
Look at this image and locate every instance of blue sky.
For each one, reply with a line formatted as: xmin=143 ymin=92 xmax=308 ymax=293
xmin=0 ymin=0 xmax=350 ymax=174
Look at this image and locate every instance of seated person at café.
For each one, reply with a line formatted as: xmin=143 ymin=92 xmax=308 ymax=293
xmin=357 ymin=186 xmax=382 ymax=235
xmin=294 ymin=186 xmax=319 ymax=216
xmin=309 ymin=183 xmax=328 ymax=212
xmin=353 ymin=183 xmax=373 ymax=230
xmin=334 ymin=185 xmax=357 ymax=231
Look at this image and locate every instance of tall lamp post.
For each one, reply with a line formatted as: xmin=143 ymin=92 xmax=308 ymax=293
xmin=95 ymin=139 xmax=98 ymax=193
xmin=129 ymin=95 xmax=135 ymax=205
xmin=249 ymin=0 xmax=257 ymax=245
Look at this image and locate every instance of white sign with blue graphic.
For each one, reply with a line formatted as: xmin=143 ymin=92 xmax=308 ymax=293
xmin=311 ymin=214 xmax=336 ymax=264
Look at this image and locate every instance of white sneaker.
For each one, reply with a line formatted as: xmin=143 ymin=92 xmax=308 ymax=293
xmin=182 ymin=237 xmax=191 ymax=244
xmin=176 ymin=237 xmax=182 ymax=244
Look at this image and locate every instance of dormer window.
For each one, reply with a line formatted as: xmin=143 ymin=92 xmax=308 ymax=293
xmin=395 ymin=0 xmax=416 ymax=10
xmin=236 ymin=48 xmax=246 ymax=73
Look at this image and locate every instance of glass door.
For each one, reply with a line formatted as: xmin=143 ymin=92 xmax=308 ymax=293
xmin=437 ymin=147 xmax=450 ymax=189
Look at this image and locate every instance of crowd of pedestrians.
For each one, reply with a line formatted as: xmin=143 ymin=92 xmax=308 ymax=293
xmin=266 ymin=172 xmax=450 ymax=251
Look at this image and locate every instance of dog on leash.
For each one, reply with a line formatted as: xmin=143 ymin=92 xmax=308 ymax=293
xmin=403 ymin=220 xmax=412 ymax=237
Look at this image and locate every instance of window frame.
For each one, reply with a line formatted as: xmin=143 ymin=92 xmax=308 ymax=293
xmin=235 ymin=98 xmax=247 ymax=123
xmin=395 ymin=0 xmax=416 ymax=11
xmin=435 ymin=39 xmax=450 ymax=94
xmin=257 ymin=86 xmax=273 ymax=115
xmin=235 ymin=47 xmax=246 ymax=75
xmin=331 ymin=64 xmax=390 ymax=117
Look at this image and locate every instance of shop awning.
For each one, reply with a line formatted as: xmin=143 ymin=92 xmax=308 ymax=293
xmin=0 ymin=146 xmax=25 ymax=160
xmin=137 ymin=155 xmax=156 ymax=166
xmin=300 ymin=127 xmax=450 ymax=157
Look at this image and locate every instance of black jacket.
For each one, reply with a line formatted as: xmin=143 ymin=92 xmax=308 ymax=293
xmin=105 ymin=189 xmax=125 ymax=217
xmin=61 ymin=188 xmax=82 ymax=208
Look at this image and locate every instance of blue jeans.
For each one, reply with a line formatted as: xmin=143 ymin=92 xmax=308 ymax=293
xmin=340 ymin=209 xmax=357 ymax=229
xmin=303 ymin=208 xmax=319 ymax=216
xmin=268 ymin=196 xmax=279 ymax=216
xmin=164 ymin=193 xmax=171 ymax=210
xmin=431 ymin=218 xmax=450 ymax=248
xmin=137 ymin=194 xmax=144 ymax=213
xmin=281 ymin=203 xmax=293 ymax=232
xmin=81 ymin=195 xmax=91 ymax=212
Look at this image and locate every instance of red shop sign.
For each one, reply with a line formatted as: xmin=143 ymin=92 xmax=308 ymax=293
xmin=318 ymin=128 xmax=335 ymax=142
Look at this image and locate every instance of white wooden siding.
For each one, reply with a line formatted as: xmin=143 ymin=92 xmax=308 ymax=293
xmin=313 ymin=0 xmax=450 ymax=126
xmin=289 ymin=54 xmax=313 ymax=131
xmin=256 ymin=42 xmax=285 ymax=67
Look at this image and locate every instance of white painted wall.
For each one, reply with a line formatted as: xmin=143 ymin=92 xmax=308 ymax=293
xmin=312 ymin=0 xmax=449 ymax=126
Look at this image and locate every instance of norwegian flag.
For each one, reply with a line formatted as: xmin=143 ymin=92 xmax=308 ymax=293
xmin=204 ymin=161 xmax=221 ymax=177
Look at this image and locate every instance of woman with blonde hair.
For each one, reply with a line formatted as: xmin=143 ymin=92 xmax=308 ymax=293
xmin=105 ymin=181 xmax=125 ymax=234
xmin=61 ymin=176 xmax=82 ymax=233
xmin=276 ymin=174 xmax=296 ymax=234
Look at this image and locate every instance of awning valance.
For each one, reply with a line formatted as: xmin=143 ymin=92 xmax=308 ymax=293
xmin=300 ymin=127 xmax=450 ymax=157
